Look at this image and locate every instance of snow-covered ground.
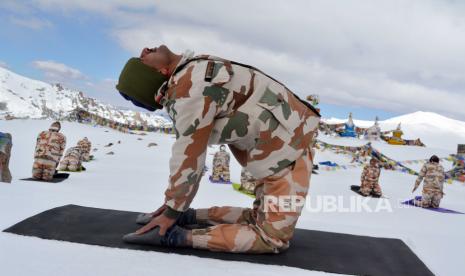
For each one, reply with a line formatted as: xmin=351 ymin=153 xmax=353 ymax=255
xmin=1 ymin=119 xmax=465 ymax=276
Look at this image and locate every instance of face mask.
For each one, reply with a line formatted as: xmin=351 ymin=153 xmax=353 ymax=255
xmin=119 ymin=92 xmax=157 ymax=112
xmin=116 ymin=58 xmax=168 ymax=111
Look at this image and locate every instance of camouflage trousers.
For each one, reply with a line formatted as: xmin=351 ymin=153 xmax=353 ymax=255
xmin=415 ymin=190 xmax=442 ymax=208
xmin=192 ymin=150 xmax=313 ymax=253
xmin=0 ymin=148 xmax=12 ymax=183
xmin=58 ymin=157 xmax=81 ymax=171
xmin=360 ymin=181 xmax=382 ymax=196
xmin=32 ymin=158 xmax=57 ymax=181
xmin=211 ymin=165 xmax=230 ymax=182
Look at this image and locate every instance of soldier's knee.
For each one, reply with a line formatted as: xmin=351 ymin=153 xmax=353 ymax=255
xmin=32 ymin=173 xmax=42 ymax=179
xmin=359 ymin=188 xmax=370 ymax=196
xmin=261 ymin=215 xmax=298 ymax=243
xmin=42 ymin=172 xmax=54 ymax=180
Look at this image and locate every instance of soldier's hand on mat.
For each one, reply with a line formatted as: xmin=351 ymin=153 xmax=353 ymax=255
xmin=150 ymin=205 xmax=167 ymax=218
xmin=135 ymin=214 xmax=176 ymax=236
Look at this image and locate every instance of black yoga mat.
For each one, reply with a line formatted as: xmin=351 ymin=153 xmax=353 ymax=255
xmin=350 ymin=185 xmax=383 ymax=198
xmin=3 ymin=205 xmax=433 ymax=276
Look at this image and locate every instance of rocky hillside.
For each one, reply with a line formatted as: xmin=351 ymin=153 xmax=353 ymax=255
xmin=0 ymin=67 xmax=171 ymax=129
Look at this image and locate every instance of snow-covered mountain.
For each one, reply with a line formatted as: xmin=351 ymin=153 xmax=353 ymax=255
xmin=0 ymin=67 xmax=172 ymax=128
xmin=323 ymin=111 xmax=465 ymax=151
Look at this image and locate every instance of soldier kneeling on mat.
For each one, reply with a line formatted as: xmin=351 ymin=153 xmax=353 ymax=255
xmin=359 ymin=158 xmax=382 ymax=197
xmin=0 ymin=132 xmax=13 ymax=183
xmin=32 ymin=122 xmax=66 ymax=181
xmin=211 ymin=145 xmax=230 ymax=182
xmin=412 ymin=155 xmax=445 ymax=208
xmin=240 ymin=168 xmax=257 ymax=194
xmin=116 ymin=44 xmax=320 ymax=253
xmin=77 ymin=137 xmax=92 ymax=162
xmin=58 ymin=146 xmax=84 ymax=172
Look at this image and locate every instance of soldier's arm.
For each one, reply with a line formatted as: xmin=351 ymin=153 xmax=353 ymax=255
xmin=439 ymin=166 xmax=445 ymax=193
xmin=413 ymin=164 xmax=427 ymax=191
xmin=34 ymin=132 xmax=44 ymax=156
xmin=439 ymin=166 xmax=445 ymax=183
xmin=163 ymin=63 xmax=229 ymax=218
xmin=361 ymin=166 xmax=368 ymax=181
xmin=60 ymin=136 xmax=67 ymax=156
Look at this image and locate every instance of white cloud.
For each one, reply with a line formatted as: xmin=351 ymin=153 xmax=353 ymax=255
xmin=0 ymin=61 xmax=8 ymax=68
xmin=27 ymin=0 xmax=465 ymax=119
xmin=9 ymin=16 xmax=52 ymax=29
xmin=0 ymin=1 xmax=34 ymax=14
xmin=32 ymin=60 xmax=85 ymax=81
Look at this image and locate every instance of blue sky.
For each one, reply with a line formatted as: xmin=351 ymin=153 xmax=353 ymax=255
xmin=1 ymin=1 xmax=464 ymax=121
xmin=0 ymin=5 xmax=133 ymax=108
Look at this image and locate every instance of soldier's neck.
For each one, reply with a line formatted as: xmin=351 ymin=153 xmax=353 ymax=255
xmin=167 ymin=54 xmax=183 ymax=76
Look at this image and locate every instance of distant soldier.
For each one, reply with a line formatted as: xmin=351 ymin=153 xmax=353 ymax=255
xmin=359 ymin=158 xmax=382 ymax=197
xmin=211 ymin=145 xmax=230 ymax=182
xmin=0 ymin=132 xmax=13 ymax=183
xmin=413 ymin=155 xmax=445 ymax=208
xmin=77 ymin=137 xmax=92 ymax=161
xmin=32 ymin=122 xmax=66 ymax=181
xmin=58 ymin=146 xmax=84 ymax=172
xmin=240 ymin=168 xmax=257 ymax=194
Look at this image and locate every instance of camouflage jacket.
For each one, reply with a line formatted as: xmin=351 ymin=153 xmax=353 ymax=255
xmin=415 ymin=162 xmax=445 ymax=193
xmin=158 ymin=55 xmax=320 ymax=213
xmin=62 ymin=146 xmax=83 ymax=162
xmin=34 ymin=128 xmax=66 ymax=163
xmin=0 ymin=132 xmax=12 ymax=155
xmin=361 ymin=165 xmax=380 ymax=183
xmin=213 ymin=150 xmax=230 ymax=167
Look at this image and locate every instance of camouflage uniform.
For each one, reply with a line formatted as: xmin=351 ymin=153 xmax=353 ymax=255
xmin=360 ymin=164 xmax=382 ymax=196
xmin=58 ymin=146 xmax=83 ymax=171
xmin=77 ymin=137 xmax=92 ymax=162
xmin=211 ymin=146 xmax=230 ymax=182
xmin=158 ymin=54 xmax=320 ymax=253
xmin=240 ymin=168 xmax=257 ymax=194
xmin=0 ymin=132 xmax=12 ymax=183
xmin=193 ymin=150 xmax=313 ymax=253
xmin=414 ymin=162 xmax=445 ymax=208
xmin=32 ymin=124 xmax=66 ymax=180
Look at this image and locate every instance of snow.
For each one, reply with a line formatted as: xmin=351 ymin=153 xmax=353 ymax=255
xmin=1 ymin=119 xmax=465 ymax=276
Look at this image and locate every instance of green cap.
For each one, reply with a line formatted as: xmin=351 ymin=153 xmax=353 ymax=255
xmin=116 ymin=58 xmax=168 ymax=110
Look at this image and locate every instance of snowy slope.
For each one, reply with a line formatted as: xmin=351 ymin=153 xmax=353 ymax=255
xmin=324 ymin=111 xmax=465 ymax=152
xmin=1 ymin=119 xmax=465 ymax=276
xmin=0 ymin=67 xmax=171 ymax=128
